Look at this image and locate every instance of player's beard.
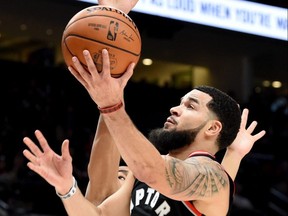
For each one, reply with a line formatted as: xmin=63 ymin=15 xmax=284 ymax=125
xmin=148 ymin=124 xmax=206 ymax=154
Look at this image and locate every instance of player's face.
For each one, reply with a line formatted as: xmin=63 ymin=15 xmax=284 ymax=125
xmin=148 ymin=90 xmax=214 ymax=153
xmin=164 ymin=89 xmax=213 ymax=131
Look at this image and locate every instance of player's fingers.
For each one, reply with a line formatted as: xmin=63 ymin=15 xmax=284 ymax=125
xmin=83 ymin=50 xmax=100 ymax=76
xmin=68 ymin=66 xmax=88 ymax=88
xmin=253 ymin=130 xmax=266 ymax=141
xmin=26 ymin=162 xmax=47 ymax=180
xmin=23 ymin=149 xmax=39 ymax=165
xmin=240 ymin=108 xmax=249 ymax=129
xmin=71 ymin=55 xmax=93 ymax=81
xmin=23 ymin=136 xmax=43 ymax=157
xmin=100 ymin=49 xmax=112 ymax=78
xmin=131 ymin=0 xmax=139 ymax=8
xmin=34 ymin=130 xmax=52 ymax=153
xmin=120 ymin=62 xmax=135 ymax=87
xmin=246 ymin=121 xmax=258 ymax=134
xmin=61 ymin=140 xmax=72 ymax=162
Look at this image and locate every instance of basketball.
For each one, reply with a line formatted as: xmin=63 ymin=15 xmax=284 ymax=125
xmin=61 ymin=5 xmax=141 ymax=77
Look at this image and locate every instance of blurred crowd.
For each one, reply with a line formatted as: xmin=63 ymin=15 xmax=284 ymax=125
xmin=0 ymin=60 xmax=287 ymax=216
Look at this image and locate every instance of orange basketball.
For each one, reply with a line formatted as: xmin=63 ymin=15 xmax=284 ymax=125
xmin=61 ymin=5 xmax=141 ymax=77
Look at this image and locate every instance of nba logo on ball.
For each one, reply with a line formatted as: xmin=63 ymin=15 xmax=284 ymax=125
xmin=107 ymin=21 xmax=119 ymax=41
xmin=62 ymin=5 xmax=142 ymax=77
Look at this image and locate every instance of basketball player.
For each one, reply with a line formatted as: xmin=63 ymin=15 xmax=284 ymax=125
xmin=66 ymin=46 xmax=267 ymax=216
xmin=23 ymin=0 xmax=266 ymax=215
xmin=22 ymin=51 xmax=265 ymax=216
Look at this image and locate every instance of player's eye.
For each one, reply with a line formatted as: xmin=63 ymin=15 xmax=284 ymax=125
xmin=189 ymin=104 xmax=195 ymax=109
xmin=118 ymin=176 xmax=126 ymax=181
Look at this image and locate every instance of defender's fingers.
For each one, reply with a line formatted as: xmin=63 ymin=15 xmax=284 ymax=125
xmin=61 ymin=140 xmax=72 ymax=162
xmin=23 ymin=149 xmax=39 ymax=165
xmin=253 ymin=130 xmax=266 ymax=141
xmin=23 ymin=136 xmax=43 ymax=157
xmin=240 ymin=108 xmax=249 ymax=128
xmin=34 ymin=130 xmax=52 ymax=153
xmin=26 ymin=162 xmax=47 ymax=179
xmin=246 ymin=121 xmax=258 ymax=134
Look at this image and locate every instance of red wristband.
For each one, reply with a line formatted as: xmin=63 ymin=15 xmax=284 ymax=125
xmin=98 ymin=101 xmax=123 ymax=114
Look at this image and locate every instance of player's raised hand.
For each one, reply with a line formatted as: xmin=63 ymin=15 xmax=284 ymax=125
xmin=98 ymin=0 xmax=139 ymax=14
xmin=68 ymin=49 xmax=134 ymax=109
xmin=229 ymin=108 xmax=266 ymax=157
xmin=221 ymin=108 xmax=266 ymax=180
xmin=23 ymin=130 xmax=74 ymax=195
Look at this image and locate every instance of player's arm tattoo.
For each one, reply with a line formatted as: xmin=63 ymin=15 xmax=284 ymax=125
xmin=164 ymin=156 xmax=228 ymax=198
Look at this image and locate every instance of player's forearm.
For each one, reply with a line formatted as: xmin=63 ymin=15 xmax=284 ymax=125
xmin=102 ymin=108 xmax=166 ymax=183
xmin=87 ymin=115 xmax=120 ymax=181
xmin=86 ymin=115 xmax=121 ymax=204
xmin=221 ymin=148 xmax=243 ymax=181
xmin=62 ymin=187 xmax=102 ymax=216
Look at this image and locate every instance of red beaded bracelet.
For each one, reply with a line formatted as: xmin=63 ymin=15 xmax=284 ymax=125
xmin=98 ymin=101 xmax=123 ymax=114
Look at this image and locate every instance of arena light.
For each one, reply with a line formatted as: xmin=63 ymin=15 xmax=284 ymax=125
xmin=142 ymin=58 xmax=153 ymax=66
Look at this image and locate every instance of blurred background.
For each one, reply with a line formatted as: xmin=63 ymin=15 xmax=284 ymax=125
xmin=0 ymin=0 xmax=287 ymax=215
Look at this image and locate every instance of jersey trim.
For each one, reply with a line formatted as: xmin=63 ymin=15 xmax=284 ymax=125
xmin=182 ymin=200 xmax=203 ymax=216
xmin=188 ymin=151 xmax=215 ymax=159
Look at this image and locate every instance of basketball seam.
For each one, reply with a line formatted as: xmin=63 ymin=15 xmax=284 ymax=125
xmin=64 ymin=35 xmax=140 ymax=56
xmin=65 ymin=15 xmax=141 ymax=41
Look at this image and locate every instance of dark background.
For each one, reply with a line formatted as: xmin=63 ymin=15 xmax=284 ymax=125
xmin=0 ymin=0 xmax=287 ymax=215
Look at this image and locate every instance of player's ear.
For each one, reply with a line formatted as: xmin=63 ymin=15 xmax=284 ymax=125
xmin=205 ymin=120 xmax=222 ymax=136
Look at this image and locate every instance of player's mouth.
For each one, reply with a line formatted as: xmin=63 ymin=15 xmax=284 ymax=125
xmin=164 ymin=116 xmax=177 ymax=128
